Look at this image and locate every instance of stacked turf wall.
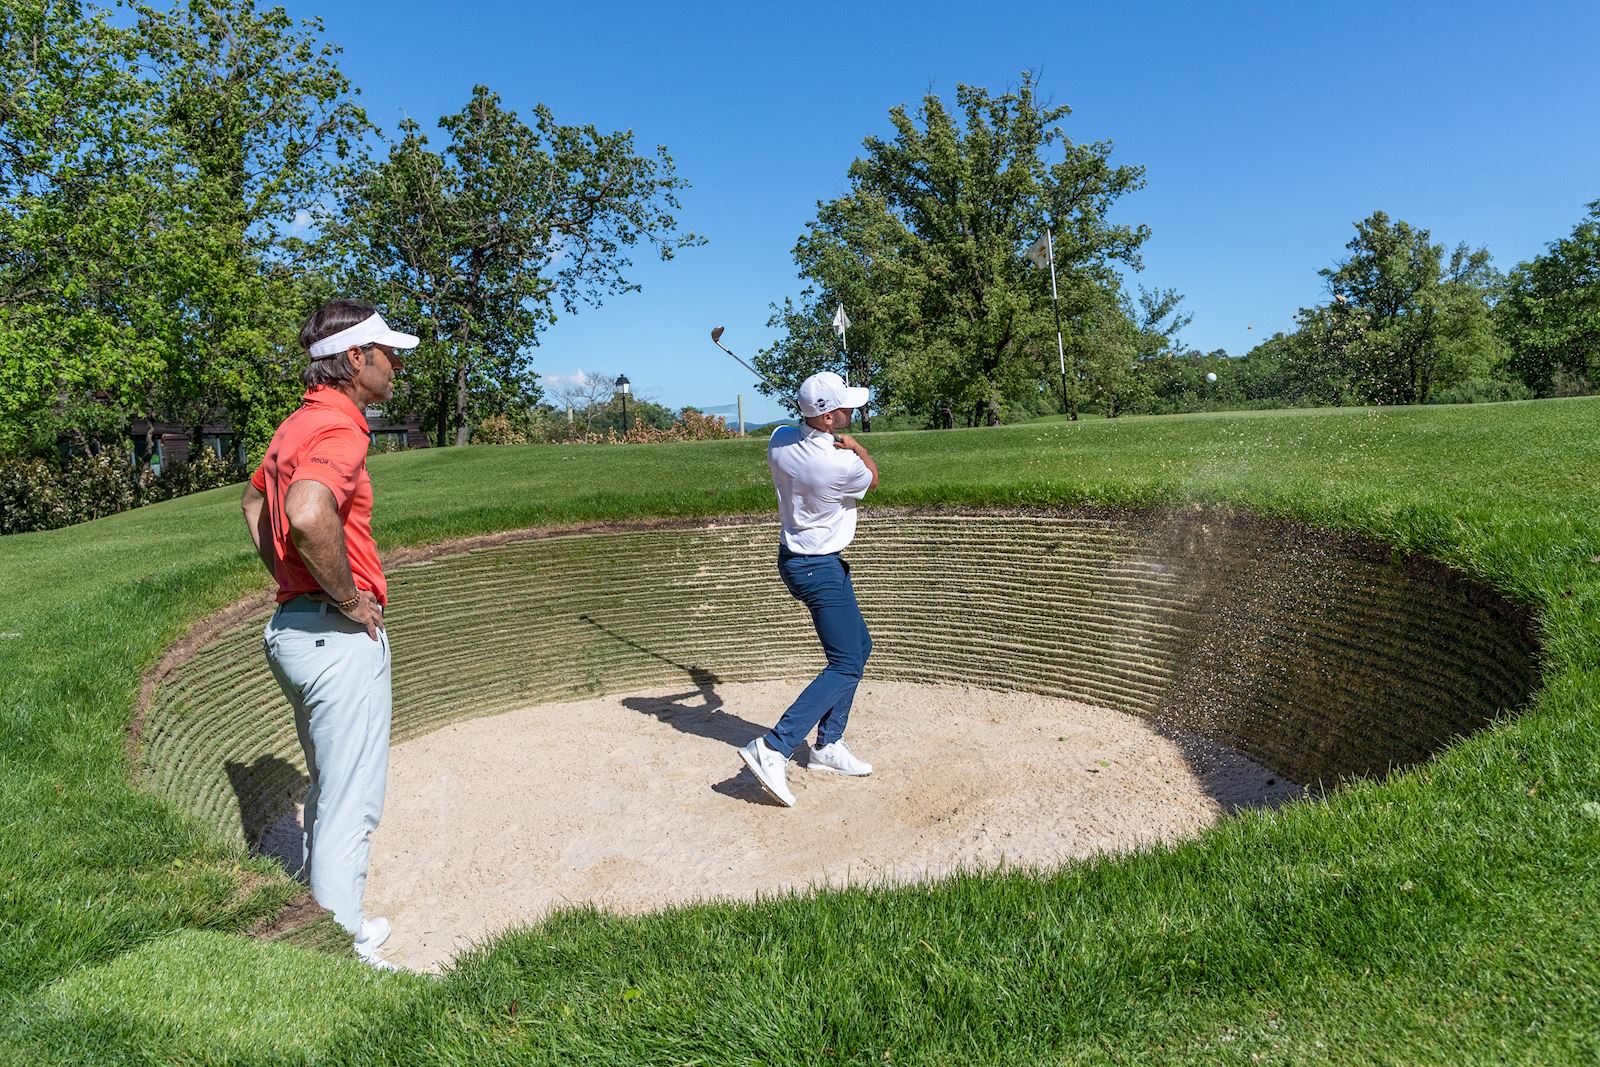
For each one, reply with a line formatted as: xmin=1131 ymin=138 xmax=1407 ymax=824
xmin=135 ymin=508 xmax=1540 ymax=847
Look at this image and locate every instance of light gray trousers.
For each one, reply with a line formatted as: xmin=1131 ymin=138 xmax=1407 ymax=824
xmin=263 ymin=598 xmax=391 ymax=938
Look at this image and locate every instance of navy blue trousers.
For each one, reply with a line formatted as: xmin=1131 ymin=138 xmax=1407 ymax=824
xmin=765 ymin=546 xmax=873 ymax=757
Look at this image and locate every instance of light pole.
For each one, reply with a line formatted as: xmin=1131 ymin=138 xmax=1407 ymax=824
xmin=615 ymin=374 xmax=631 ymax=437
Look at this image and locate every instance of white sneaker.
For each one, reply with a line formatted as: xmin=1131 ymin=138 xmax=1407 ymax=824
xmin=739 ymin=737 xmax=796 ymax=807
xmin=356 ymin=948 xmax=401 ymax=973
xmin=357 ymin=916 xmax=391 ymax=952
xmin=354 ymin=916 xmax=399 ymax=971
xmin=808 ymin=740 xmax=873 ymax=776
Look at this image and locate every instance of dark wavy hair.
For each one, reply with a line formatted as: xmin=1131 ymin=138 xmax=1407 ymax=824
xmin=298 ymin=299 xmax=376 ymax=389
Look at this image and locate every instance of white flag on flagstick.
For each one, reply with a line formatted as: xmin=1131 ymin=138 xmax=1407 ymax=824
xmin=1026 ymin=232 xmax=1052 ymax=270
xmin=832 ymin=303 xmax=851 ymax=338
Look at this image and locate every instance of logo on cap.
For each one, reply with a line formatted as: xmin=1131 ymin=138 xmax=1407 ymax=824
xmin=797 ymin=372 xmax=870 ymax=418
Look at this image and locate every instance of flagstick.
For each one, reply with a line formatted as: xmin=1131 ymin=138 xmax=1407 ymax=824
xmin=1047 ymin=228 xmax=1068 ymax=417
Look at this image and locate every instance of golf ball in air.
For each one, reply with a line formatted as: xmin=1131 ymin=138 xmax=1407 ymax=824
xmin=1205 ymin=372 xmax=1217 ymax=383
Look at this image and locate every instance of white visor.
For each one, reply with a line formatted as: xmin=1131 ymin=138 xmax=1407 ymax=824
xmin=307 ymin=312 xmax=420 ymax=359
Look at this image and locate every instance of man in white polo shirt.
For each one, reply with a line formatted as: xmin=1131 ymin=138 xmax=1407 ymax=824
xmin=739 ymin=371 xmax=880 ymax=807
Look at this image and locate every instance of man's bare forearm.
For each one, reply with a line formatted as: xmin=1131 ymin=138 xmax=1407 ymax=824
xmin=284 ymin=482 xmax=361 ymax=602
xmin=242 ymin=484 xmax=276 ymax=577
xmin=283 ymin=480 xmax=384 ymax=639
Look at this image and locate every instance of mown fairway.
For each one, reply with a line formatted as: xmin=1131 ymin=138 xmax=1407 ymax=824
xmin=2 ymin=399 xmax=1597 ymax=1064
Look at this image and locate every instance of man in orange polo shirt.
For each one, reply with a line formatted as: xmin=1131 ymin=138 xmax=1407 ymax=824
xmin=242 ymin=298 xmax=416 ymax=971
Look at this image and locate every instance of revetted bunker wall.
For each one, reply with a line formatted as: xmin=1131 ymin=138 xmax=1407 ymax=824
xmin=136 ymin=508 xmax=1540 ymax=846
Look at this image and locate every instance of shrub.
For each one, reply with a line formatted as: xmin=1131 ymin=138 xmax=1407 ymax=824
xmin=496 ymin=408 xmax=741 ymax=446
xmin=151 ymin=448 xmax=242 ymax=499
xmin=58 ymin=452 xmax=140 ymax=521
xmin=472 ymin=414 xmax=528 ymax=444
xmin=0 ymin=457 xmax=67 ymax=534
xmin=1429 ymin=378 xmax=1536 ymax=405
xmin=0 ymin=449 xmax=244 ymax=535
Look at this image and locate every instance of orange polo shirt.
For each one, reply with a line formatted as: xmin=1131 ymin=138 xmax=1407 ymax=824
xmin=251 ymin=387 xmax=387 ymax=605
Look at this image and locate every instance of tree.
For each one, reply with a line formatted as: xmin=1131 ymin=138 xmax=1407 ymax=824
xmin=553 ymin=370 xmax=622 ymax=431
xmin=762 ymin=73 xmax=1147 ymax=428
xmin=1499 ymin=200 xmax=1600 ymax=395
xmin=587 ymin=395 xmax=676 ymax=436
xmin=1235 ymin=332 xmax=1305 ymax=404
xmin=0 ymin=0 xmax=366 ymax=460
xmin=1316 ymin=211 xmax=1493 ymax=405
xmin=327 ymin=87 xmax=701 ymax=447
xmin=1133 ymin=286 xmax=1193 ymax=359
xmin=756 ymin=190 xmax=909 ymax=430
xmin=133 ymin=0 xmax=368 ymax=457
xmin=1078 ymin=290 xmax=1145 ymax=418
xmin=0 ymin=1 xmax=163 ymax=456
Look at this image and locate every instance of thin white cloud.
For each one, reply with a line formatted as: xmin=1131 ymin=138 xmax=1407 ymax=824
xmin=541 ymin=370 xmax=587 ymax=389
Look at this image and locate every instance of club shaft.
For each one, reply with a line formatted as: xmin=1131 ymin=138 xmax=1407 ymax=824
xmin=714 ymin=339 xmax=786 ymax=393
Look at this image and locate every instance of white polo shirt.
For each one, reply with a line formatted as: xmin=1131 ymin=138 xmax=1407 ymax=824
xmin=768 ymin=423 xmax=874 ymax=555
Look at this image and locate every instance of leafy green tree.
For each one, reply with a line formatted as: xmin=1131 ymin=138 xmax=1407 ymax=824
xmin=0 ymin=0 xmax=365 ymax=460
xmin=1234 ymin=333 xmax=1303 ymax=404
xmin=133 ymin=0 xmax=367 ymax=456
xmin=0 ymin=1 xmax=164 ymax=456
xmin=756 ymin=190 xmax=910 ymax=430
xmin=327 ymin=87 xmax=701 ymax=447
xmin=1431 ymin=253 xmax=1509 ymax=392
xmin=764 ymin=73 xmax=1146 ymax=428
xmin=1499 ymin=200 xmax=1600 ymax=395
xmin=587 ymin=396 xmax=677 ymax=436
xmin=1315 ymin=211 xmax=1493 ymax=405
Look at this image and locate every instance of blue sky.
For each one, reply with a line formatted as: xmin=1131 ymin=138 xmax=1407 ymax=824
xmin=304 ymin=0 xmax=1599 ymax=423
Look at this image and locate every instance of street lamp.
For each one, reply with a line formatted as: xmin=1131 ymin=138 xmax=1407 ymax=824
xmin=615 ymin=373 xmax=631 ymax=437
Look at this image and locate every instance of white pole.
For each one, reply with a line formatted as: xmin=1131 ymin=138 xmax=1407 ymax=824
xmin=1048 ymin=228 xmax=1064 ymax=381
xmin=737 ymin=394 xmax=745 ymax=436
xmin=841 ymin=323 xmax=849 ymax=385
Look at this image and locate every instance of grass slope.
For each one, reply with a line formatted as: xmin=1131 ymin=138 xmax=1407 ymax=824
xmin=1 ymin=399 xmax=1597 ymax=1064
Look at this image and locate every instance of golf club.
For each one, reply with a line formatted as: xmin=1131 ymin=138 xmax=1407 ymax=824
xmin=709 ymin=326 xmax=786 ymax=392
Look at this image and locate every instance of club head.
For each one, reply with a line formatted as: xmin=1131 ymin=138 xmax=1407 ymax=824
xmin=710 ymin=326 xmax=725 ymax=344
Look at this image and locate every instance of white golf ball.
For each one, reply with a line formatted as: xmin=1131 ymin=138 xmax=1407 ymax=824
xmin=1205 ymin=372 xmax=1217 ymax=383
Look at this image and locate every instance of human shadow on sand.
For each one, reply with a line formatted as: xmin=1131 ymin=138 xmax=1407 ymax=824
xmin=580 ymin=614 xmax=768 ymax=747
xmin=619 ymin=669 xmax=769 ymax=748
xmin=225 ymin=754 xmax=307 ymax=874
xmin=580 ymin=615 xmax=783 ymax=806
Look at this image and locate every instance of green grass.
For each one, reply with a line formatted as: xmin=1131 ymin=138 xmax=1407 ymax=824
xmin=2 ymin=398 xmax=1598 ymax=1064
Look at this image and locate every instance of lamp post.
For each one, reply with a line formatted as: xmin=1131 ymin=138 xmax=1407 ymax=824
xmin=615 ymin=373 xmax=631 ymax=437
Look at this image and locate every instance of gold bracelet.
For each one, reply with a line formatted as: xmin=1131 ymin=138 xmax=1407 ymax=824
xmin=335 ymin=592 xmax=362 ymax=611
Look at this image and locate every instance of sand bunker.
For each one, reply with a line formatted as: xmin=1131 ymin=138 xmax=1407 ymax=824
xmin=271 ymin=679 xmax=1297 ymax=971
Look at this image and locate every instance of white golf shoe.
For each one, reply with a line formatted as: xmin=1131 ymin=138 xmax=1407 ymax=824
xmin=355 ymin=916 xmax=399 ymax=971
xmin=357 ymin=950 xmax=401 ymax=973
xmin=739 ymin=737 xmax=796 ymax=807
xmin=357 ymin=916 xmax=391 ymax=951
xmin=807 ymin=740 xmax=872 ymax=776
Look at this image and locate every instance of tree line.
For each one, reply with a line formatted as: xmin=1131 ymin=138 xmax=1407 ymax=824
xmin=0 ymin=0 xmax=698 ymax=462
xmin=5 ymin=6 xmax=1595 ymax=475
xmin=755 ymin=75 xmax=1598 ymax=425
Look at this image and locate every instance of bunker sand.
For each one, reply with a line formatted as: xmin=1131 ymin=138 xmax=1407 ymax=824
xmin=348 ymin=680 xmax=1300 ymax=972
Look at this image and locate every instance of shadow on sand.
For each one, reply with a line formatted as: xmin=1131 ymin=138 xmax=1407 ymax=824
xmin=581 ymin=614 xmax=782 ymax=804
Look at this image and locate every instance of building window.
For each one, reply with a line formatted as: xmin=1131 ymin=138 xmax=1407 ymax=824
xmin=369 ymin=431 xmax=407 ymax=452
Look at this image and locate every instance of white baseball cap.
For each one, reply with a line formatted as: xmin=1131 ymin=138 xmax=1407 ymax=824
xmin=307 ymin=312 xmax=419 ymax=360
xmin=797 ymin=371 xmax=869 ymax=418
